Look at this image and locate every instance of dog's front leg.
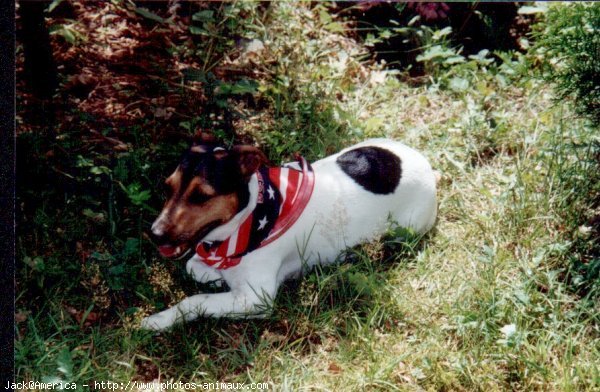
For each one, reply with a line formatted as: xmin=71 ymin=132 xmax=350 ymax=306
xmin=140 ymin=281 xmax=277 ymax=331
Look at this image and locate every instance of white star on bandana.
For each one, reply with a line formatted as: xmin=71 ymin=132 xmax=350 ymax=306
xmin=258 ymin=216 xmax=268 ymax=230
xmin=267 ymin=185 xmax=275 ymax=200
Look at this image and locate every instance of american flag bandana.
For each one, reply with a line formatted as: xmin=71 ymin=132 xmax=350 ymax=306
xmin=195 ymin=157 xmax=315 ymax=270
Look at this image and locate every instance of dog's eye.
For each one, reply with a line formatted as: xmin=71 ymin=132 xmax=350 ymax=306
xmin=188 ymin=190 xmax=209 ymax=205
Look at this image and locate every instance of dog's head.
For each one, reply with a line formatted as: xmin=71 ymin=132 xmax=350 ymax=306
xmin=150 ymin=143 xmax=269 ymax=258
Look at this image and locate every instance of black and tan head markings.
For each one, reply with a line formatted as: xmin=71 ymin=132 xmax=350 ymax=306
xmin=151 ymin=144 xmax=269 ymax=258
xmin=160 ymin=148 xmax=247 ymax=226
xmin=336 ymin=146 xmax=402 ymax=195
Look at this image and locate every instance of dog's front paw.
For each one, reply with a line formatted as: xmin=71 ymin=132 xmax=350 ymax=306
xmin=140 ymin=311 xmax=176 ymax=331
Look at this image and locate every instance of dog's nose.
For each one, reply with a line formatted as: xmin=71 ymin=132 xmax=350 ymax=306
xmin=150 ymin=221 xmax=167 ymax=243
xmin=151 ymin=227 xmax=163 ymax=239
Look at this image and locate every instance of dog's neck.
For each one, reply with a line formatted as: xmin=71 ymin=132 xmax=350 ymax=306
xmin=202 ymin=174 xmax=259 ymax=242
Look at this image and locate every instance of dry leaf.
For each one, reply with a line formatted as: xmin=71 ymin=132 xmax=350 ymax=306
xmin=328 ymin=362 xmax=342 ymax=374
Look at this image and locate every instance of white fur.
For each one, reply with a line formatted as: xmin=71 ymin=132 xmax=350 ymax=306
xmin=141 ymin=139 xmax=437 ymax=331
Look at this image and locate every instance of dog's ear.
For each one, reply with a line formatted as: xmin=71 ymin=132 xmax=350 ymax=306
xmin=231 ymin=145 xmax=270 ymax=178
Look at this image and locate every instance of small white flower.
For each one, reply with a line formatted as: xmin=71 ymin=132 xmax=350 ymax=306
xmin=578 ymin=225 xmax=592 ymax=238
xmin=500 ymin=323 xmax=517 ymax=339
xmin=369 ymin=70 xmax=387 ymax=85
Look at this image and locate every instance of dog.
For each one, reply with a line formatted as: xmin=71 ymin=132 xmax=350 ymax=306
xmin=141 ymin=138 xmax=437 ymax=331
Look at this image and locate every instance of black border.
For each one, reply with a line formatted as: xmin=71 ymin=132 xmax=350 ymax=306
xmin=0 ymin=0 xmax=15 ymax=386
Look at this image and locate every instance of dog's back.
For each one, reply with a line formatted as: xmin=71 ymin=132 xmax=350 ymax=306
xmin=274 ymin=138 xmax=437 ymax=277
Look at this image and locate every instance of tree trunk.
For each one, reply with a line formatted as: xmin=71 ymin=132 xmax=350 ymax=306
xmin=19 ymin=0 xmax=58 ymax=100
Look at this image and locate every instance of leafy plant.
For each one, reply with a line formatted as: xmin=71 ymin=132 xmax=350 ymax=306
xmin=42 ymin=348 xmax=74 ymax=384
xmin=415 ymin=26 xmax=465 ymax=75
xmin=49 ymin=22 xmax=86 ymax=45
xmin=118 ymin=182 xmax=153 ymax=212
xmin=553 ymin=136 xmax=600 ymax=297
xmin=134 ymin=7 xmax=167 ymax=25
xmin=186 ymin=3 xmax=260 ymax=73
xmin=532 ymin=3 xmax=600 ymax=126
xmin=528 ymin=3 xmax=600 ymax=296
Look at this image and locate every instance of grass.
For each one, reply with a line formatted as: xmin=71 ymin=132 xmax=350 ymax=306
xmin=16 ymin=2 xmax=600 ymax=391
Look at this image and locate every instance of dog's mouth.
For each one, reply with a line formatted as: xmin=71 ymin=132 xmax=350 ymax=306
xmin=158 ymin=244 xmax=190 ymax=259
xmin=156 ymin=221 xmax=222 ymax=260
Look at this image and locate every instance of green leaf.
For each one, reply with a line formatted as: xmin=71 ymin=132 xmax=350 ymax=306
xmin=319 ymin=9 xmax=332 ymax=24
xmin=189 ymin=26 xmax=209 ymax=36
xmin=122 ymin=238 xmax=140 ymax=258
xmin=76 ymin=155 xmax=93 ymax=167
xmin=432 ymin=26 xmax=453 ymax=41
xmin=125 ymin=307 xmax=140 ymax=316
xmin=449 ymin=77 xmax=469 ymax=92
xmin=416 ymin=45 xmax=457 ymax=62
xmin=325 ymin=22 xmax=345 ymax=33
xmin=347 ymin=272 xmax=375 ymax=296
xmin=109 ymin=263 xmax=125 ymax=276
xmin=47 ymin=0 xmax=65 ymax=13
xmin=179 ymin=121 xmax=192 ymax=131
xmin=128 ymin=190 xmax=151 ymax=206
xmin=192 ymin=10 xmax=214 ymax=22
xmin=364 ymin=116 xmax=384 ymax=133
xmin=90 ymin=251 xmax=114 ymax=262
xmin=407 ymin=15 xmax=420 ymax=27
xmin=90 ymin=165 xmax=111 ymax=175
xmin=42 ymin=376 xmax=64 ymax=385
xmin=468 ymin=49 xmax=494 ymax=65
xmin=57 ymin=348 xmax=74 ymax=379
xmin=379 ymin=29 xmax=392 ymax=39
xmin=514 ymin=289 xmax=530 ymax=305
xmin=51 ymin=27 xmax=76 ymax=44
xmin=181 ymin=67 xmax=207 ymax=83
xmin=119 ymin=182 xmax=151 ymax=206
xmin=443 ymin=55 xmax=466 ymax=65
xmin=82 ymin=208 xmax=105 ymax=222
xmin=217 ymin=79 xmax=258 ymax=96
xmin=518 ymin=5 xmax=548 ymax=15
xmin=134 ymin=7 xmax=165 ymax=24
xmin=24 ymin=256 xmax=45 ymax=271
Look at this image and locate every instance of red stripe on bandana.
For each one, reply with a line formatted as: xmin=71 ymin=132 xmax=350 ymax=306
xmin=269 ymin=168 xmax=284 ymax=205
xmin=266 ymin=159 xmax=314 ymax=244
xmin=235 ymin=213 xmax=253 ymax=254
xmin=279 ymin=168 xmax=299 ymax=218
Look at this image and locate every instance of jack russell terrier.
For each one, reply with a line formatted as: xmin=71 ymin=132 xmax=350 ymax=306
xmin=142 ymin=138 xmax=437 ymax=331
